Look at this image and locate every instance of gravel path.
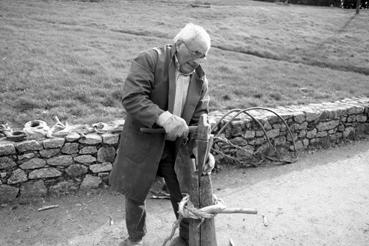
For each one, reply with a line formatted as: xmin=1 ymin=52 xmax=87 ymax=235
xmin=1 ymin=140 xmax=369 ymax=246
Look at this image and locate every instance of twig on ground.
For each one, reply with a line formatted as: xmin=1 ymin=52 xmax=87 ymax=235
xmin=38 ymin=204 xmax=59 ymax=211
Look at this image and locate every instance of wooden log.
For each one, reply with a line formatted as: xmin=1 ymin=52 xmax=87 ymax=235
xmin=199 ymin=175 xmax=217 ymax=246
xmin=189 ymin=173 xmax=200 ymax=246
xmin=196 ymin=115 xmax=217 ymax=246
xmin=356 ymin=0 xmax=361 ymax=14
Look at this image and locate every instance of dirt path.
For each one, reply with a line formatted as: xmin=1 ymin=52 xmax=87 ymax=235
xmin=1 ymin=140 xmax=369 ymax=246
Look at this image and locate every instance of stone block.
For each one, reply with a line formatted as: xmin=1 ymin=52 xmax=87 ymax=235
xmin=295 ymin=122 xmax=308 ymax=130
xmin=0 ymin=185 xmax=19 ymax=203
xmin=79 ymin=134 xmax=102 ymax=145
xmin=348 ymin=106 xmax=364 ymax=114
xmin=286 ymin=133 xmax=298 ymax=142
xmin=80 ymin=175 xmax=101 ymax=189
xmin=347 ymin=115 xmax=356 ymax=123
xmin=243 ymin=130 xmax=255 ymax=139
xmin=20 ymin=158 xmax=46 ymax=170
xmin=97 ymin=146 xmax=116 ymax=162
xmin=266 ymin=129 xmax=280 ymax=139
xmin=65 ymin=164 xmax=88 ymax=177
xmin=65 ymin=132 xmax=80 ymax=142
xmin=318 ymin=109 xmax=337 ymax=121
xmin=20 ymin=180 xmax=47 ymax=200
xmin=29 ymin=168 xmax=62 ymax=179
xmin=343 ymin=127 xmax=355 ymax=139
xmin=299 ymin=130 xmax=306 ymax=138
xmin=302 ymin=139 xmax=309 ymax=147
xmin=89 ymin=162 xmax=113 ymax=173
xmin=338 ymin=124 xmax=345 ymax=132
xmin=294 ymin=140 xmax=304 ymax=150
xmin=356 ymin=115 xmax=367 ymax=123
xmin=318 ymin=137 xmax=331 ymax=149
xmin=316 ymin=131 xmax=328 ymax=137
xmin=235 ymin=145 xmax=254 ymax=161
xmin=273 ymin=136 xmax=286 ymax=146
xmin=0 ymin=143 xmax=15 ymax=156
xmin=262 ymin=121 xmax=272 ymax=131
xmin=102 ymin=133 xmax=120 ymax=145
xmin=255 ymin=131 xmax=264 ymax=137
xmin=98 ymin=172 xmax=110 ymax=184
xmin=294 ymin=113 xmax=305 ymax=124
xmin=49 ymin=180 xmax=79 ymax=196
xmin=0 ymin=156 xmax=17 ymax=170
xmin=316 ymin=120 xmax=340 ymax=131
xmin=335 ymin=132 xmax=343 ymax=139
xmin=74 ymin=155 xmax=96 ymax=165
xmin=306 ymin=129 xmax=317 ymax=139
xmin=229 ymin=137 xmax=248 ymax=147
xmin=255 ymin=137 xmax=266 ymax=145
xmin=328 ymin=129 xmax=336 ymax=135
xmin=7 ymin=169 xmax=28 ymax=184
xmin=305 ymin=111 xmax=320 ymax=122
xmin=15 ymin=140 xmax=43 ymax=153
xmin=79 ymin=146 xmax=97 ymax=154
xmin=47 ymin=155 xmax=74 ymax=166
xmin=18 ymin=153 xmax=35 ymax=161
xmin=356 ymin=123 xmax=369 ymax=135
xmin=61 ymin=143 xmax=79 ymax=154
xmin=39 ymin=149 xmax=60 ymax=158
xmin=43 ymin=138 xmax=65 ymax=149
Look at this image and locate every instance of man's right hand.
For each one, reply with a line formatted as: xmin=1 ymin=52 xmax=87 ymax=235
xmin=157 ymin=111 xmax=189 ymax=141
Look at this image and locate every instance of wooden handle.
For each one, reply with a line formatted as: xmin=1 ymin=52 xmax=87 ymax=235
xmin=140 ymin=125 xmax=198 ymax=134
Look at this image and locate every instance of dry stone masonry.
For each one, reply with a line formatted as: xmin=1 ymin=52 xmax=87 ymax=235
xmin=0 ymin=98 xmax=368 ymax=203
xmin=0 ymin=133 xmax=119 ymax=203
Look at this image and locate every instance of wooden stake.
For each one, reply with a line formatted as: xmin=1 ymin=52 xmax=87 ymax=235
xmin=189 ymin=114 xmax=217 ymax=246
xmin=356 ymin=0 xmax=361 ymax=14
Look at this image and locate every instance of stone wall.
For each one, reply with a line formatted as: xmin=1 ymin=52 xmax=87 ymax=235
xmin=1 ymin=98 xmax=369 ymax=203
xmin=0 ymin=132 xmax=119 ymax=203
xmin=209 ymin=98 xmax=369 ymax=167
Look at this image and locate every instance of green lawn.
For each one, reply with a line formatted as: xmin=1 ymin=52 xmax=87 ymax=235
xmin=1 ymin=0 xmax=368 ymax=128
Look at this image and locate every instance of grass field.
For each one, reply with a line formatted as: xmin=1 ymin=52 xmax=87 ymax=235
xmin=0 ymin=0 xmax=368 ymax=128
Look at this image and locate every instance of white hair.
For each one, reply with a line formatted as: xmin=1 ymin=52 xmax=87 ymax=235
xmin=173 ymin=23 xmax=211 ymax=51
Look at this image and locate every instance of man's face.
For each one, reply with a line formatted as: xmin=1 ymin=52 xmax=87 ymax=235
xmin=176 ymin=39 xmax=208 ymax=74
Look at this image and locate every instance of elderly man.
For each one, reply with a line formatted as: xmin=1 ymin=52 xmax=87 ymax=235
xmin=109 ymin=23 xmax=212 ymax=246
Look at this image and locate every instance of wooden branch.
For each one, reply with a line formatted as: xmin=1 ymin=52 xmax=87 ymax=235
xmin=217 ymin=208 xmax=258 ymax=215
xmin=38 ymin=204 xmax=59 ymax=211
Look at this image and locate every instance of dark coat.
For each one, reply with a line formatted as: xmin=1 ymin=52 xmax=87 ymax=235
xmin=109 ymin=44 xmax=209 ymax=202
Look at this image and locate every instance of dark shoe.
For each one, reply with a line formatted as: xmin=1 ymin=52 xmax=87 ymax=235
xmin=168 ymin=236 xmax=188 ymax=246
xmin=119 ymin=238 xmax=143 ymax=246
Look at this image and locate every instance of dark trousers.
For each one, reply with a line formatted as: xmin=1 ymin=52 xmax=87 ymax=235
xmin=125 ymin=141 xmax=189 ymax=242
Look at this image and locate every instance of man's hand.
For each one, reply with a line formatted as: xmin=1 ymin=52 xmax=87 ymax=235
xmin=157 ymin=111 xmax=189 ymax=141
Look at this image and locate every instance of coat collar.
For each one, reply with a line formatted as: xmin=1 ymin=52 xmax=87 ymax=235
xmin=167 ymin=45 xmax=177 ymax=114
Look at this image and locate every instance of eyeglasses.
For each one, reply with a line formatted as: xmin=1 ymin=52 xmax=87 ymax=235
xmin=183 ymin=42 xmax=206 ymax=59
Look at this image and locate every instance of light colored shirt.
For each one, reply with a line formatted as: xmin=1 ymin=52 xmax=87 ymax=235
xmin=172 ymin=54 xmax=192 ymax=116
xmin=156 ymin=55 xmax=193 ymax=126
xmin=173 ymin=72 xmax=190 ymax=116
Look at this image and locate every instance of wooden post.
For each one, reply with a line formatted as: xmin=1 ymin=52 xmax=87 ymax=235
xmin=356 ymin=0 xmax=361 ymax=14
xmin=189 ymin=114 xmax=217 ymax=246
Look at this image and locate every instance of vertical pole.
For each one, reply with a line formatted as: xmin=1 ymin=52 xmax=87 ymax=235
xmin=356 ymin=0 xmax=361 ymax=14
xmin=189 ymin=172 xmax=200 ymax=246
xmin=189 ymin=114 xmax=217 ymax=246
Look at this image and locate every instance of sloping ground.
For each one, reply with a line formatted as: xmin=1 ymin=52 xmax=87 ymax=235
xmin=0 ymin=0 xmax=368 ymax=127
xmin=1 ymin=140 xmax=368 ymax=245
